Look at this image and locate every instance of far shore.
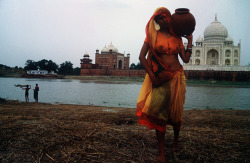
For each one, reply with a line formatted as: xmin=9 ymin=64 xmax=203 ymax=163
xmin=64 ymin=75 xmax=250 ymax=87
xmin=1 ymin=74 xmax=249 ymax=87
xmin=0 ymin=100 xmax=249 ymax=162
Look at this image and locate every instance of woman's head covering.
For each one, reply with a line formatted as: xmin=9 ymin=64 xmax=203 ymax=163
xmin=146 ymin=7 xmax=176 ymax=49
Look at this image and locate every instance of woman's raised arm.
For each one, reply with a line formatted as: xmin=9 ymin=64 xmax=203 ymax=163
xmin=179 ymin=34 xmax=193 ymax=63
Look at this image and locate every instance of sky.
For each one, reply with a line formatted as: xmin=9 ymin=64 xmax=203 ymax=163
xmin=0 ymin=0 xmax=249 ymax=68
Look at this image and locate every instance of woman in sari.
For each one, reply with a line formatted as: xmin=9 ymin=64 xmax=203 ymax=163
xmin=136 ymin=7 xmax=193 ymax=162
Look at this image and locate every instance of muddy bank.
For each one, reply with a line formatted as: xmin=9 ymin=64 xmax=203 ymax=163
xmin=0 ymin=101 xmax=249 ymax=162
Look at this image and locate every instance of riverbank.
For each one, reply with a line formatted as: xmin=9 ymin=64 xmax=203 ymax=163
xmin=1 ymin=74 xmax=250 ymax=87
xmin=64 ymin=75 xmax=145 ymax=82
xmin=65 ymin=75 xmax=250 ymax=87
xmin=0 ymin=100 xmax=249 ymax=162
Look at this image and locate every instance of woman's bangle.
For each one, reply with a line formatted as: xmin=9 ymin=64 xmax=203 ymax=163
xmin=185 ymin=49 xmax=192 ymax=54
xmin=187 ymin=47 xmax=192 ymax=50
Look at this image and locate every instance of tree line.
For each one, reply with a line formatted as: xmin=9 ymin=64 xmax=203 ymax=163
xmin=24 ymin=59 xmax=144 ymax=73
xmin=24 ymin=59 xmax=80 ymax=75
xmin=1 ymin=60 xmax=144 ymax=77
xmin=129 ymin=62 xmax=144 ymax=69
xmin=0 ymin=64 xmax=25 ymax=76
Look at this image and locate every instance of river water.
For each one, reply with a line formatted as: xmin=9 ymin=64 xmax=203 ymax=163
xmin=0 ymin=77 xmax=249 ymax=110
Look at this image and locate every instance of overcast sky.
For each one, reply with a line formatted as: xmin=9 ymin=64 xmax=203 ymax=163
xmin=0 ymin=0 xmax=249 ymax=68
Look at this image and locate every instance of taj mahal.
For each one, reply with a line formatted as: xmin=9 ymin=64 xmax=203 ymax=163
xmin=80 ymin=14 xmax=249 ymax=79
xmin=183 ymin=15 xmax=249 ymax=71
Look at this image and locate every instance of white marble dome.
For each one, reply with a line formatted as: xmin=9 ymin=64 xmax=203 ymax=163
xmin=101 ymin=42 xmax=118 ymax=53
xmin=107 ymin=42 xmax=118 ymax=52
xmin=83 ymin=52 xmax=89 ymax=57
xmin=196 ymin=36 xmax=203 ymax=42
xmin=204 ymin=16 xmax=228 ymax=41
xmin=101 ymin=45 xmax=109 ymax=53
xmin=225 ymin=36 xmax=233 ymax=42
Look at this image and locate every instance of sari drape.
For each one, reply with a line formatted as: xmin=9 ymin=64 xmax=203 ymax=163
xmin=136 ymin=70 xmax=186 ymax=131
xmin=136 ymin=7 xmax=186 ymax=131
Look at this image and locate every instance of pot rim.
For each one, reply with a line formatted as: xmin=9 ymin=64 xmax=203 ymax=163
xmin=175 ymin=8 xmax=190 ymax=14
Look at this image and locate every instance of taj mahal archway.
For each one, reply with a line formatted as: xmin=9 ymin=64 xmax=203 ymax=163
xmin=206 ymin=49 xmax=219 ymax=65
xmin=234 ymin=50 xmax=238 ymax=57
xmin=118 ymin=60 xmax=122 ymax=69
xmin=225 ymin=59 xmax=230 ymax=65
xmin=195 ymin=50 xmax=200 ymax=57
xmin=234 ymin=59 xmax=238 ymax=66
xmin=225 ymin=50 xmax=231 ymax=57
xmin=195 ymin=59 xmax=200 ymax=65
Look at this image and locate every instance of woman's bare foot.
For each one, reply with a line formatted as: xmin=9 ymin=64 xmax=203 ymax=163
xmin=156 ymin=130 xmax=166 ymax=162
xmin=157 ymin=154 xmax=166 ymax=163
xmin=173 ymin=137 xmax=179 ymax=152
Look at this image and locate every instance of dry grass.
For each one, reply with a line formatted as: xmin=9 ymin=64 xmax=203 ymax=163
xmin=0 ymin=101 xmax=249 ymax=162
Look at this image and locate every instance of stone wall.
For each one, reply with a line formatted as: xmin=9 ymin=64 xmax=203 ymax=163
xmin=81 ymin=68 xmax=250 ymax=81
xmin=183 ymin=65 xmax=250 ymax=71
xmin=80 ymin=69 xmax=146 ymax=77
xmin=184 ymin=70 xmax=250 ymax=81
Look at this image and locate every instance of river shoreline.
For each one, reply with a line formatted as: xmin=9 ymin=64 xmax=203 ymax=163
xmin=1 ymin=75 xmax=250 ymax=87
xmin=64 ymin=76 xmax=250 ymax=87
xmin=1 ymin=75 xmax=250 ymax=88
xmin=0 ymin=100 xmax=249 ymax=162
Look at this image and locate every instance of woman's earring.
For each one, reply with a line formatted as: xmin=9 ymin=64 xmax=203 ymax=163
xmin=154 ymin=21 xmax=160 ymax=31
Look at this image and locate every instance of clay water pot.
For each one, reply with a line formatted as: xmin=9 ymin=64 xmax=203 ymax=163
xmin=171 ymin=8 xmax=196 ymax=36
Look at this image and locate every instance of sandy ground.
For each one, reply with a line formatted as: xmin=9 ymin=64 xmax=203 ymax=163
xmin=0 ymin=101 xmax=249 ymax=162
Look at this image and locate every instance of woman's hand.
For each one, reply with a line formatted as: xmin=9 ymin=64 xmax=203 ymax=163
xmin=183 ymin=34 xmax=193 ymax=42
xmin=183 ymin=34 xmax=193 ymax=50
xmin=183 ymin=34 xmax=193 ymax=44
xmin=150 ymin=75 xmax=162 ymax=87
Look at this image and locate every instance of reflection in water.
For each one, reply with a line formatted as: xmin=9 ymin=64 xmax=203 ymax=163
xmin=0 ymin=77 xmax=249 ymax=110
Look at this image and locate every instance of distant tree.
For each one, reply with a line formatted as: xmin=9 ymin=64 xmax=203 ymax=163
xmin=0 ymin=64 xmax=6 ymax=69
xmin=36 ymin=59 xmax=58 ymax=72
xmin=130 ymin=63 xmax=136 ymax=69
xmin=37 ymin=59 xmax=49 ymax=70
xmin=24 ymin=60 xmax=38 ymax=70
xmin=58 ymin=61 xmax=73 ymax=75
xmin=0 ymin=64 xmax=25 ymax=76
xmin=135 ymin=62 xmax=143 ymax=69
xmin=0 ymin=64 xmax=11 ymax=70
xmin=72 ymin=67 xmax=80 ymax=75
xmin=130 ymin=62 xmax=144 ymax=69
xmin=47 ymin=60 xmax=59 ymax=73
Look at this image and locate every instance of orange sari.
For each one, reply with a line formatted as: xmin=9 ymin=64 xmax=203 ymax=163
xmin=136 ymin=70 xmax=186 ymax=131
xmin=136 ymin=7 xmax=186 ymax=131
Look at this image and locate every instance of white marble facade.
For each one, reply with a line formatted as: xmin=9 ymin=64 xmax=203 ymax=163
xmin=183 ymin=15 xmax=247 ymax=71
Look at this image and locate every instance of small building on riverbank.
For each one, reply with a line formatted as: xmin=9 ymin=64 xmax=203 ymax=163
xmin=80 ymin=43 xmax=146 ymax=77
xmin=80 ymin=42 xmax=130 ymax=71
xmin=27 ymin=70 xmax=48 ymax=75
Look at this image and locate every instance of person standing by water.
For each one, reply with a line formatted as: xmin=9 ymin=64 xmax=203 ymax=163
xmin=33 ymin=84 xmax=39 ymax=102
xmin=21 ymin=85 xmax=31 ymax=102
xmin=136 ymin=7 xmax=193 ymax=162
